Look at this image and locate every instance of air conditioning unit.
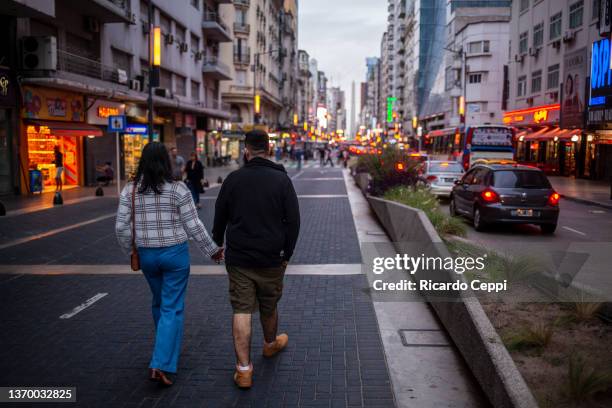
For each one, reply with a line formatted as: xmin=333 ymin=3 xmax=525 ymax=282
xmin=116 ymin=68 xmax=128 ymax=84
xmin=154 ymin=88 xmax=172 ymax=98
xmin=563 ymin=30 xmax=576 ymax=43
xmin=141 ymin=21 xmax=149 ymax=35
xmin=529 ymin=47 xmax=540 ymax=57
xmin=164 ymin=34 xmax=174 ymax=45
xmin=552 ymin=39 xmax=562 ymax=50
xmin=129 ymin=79 xmax=142 ymax=91
xmin=21 ymin=36 xmax=57 ymax=70
xmin=195 ymin=51 xmax=204 ymax=61
xmin=179 ymin=42 xmax=188 ymax=53
xmin=129 ymin=12 xmax=136 ymax=24
xmin=85 ymin=17 xmax=100 ymax=33
xmin=526 ymin=97 xmax=534 ymax=105
xmin=514 ymin=54 xmax=525 ymax=63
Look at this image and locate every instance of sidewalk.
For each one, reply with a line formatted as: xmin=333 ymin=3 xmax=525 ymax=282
xmin=549 ymin=176 xmax=612 ymax=209
xmin=0 ymin=163 xmax=239 ymax=216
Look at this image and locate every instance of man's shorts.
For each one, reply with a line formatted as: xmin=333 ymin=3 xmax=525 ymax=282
xmin=55 ymin=167 xmax=64 ymax=178
xmin=227 ymin=265 xmax=286 ymax=317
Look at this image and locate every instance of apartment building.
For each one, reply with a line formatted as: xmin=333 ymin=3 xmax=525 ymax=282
xmin=220 ymin=0 xmax=298 ymax=131
xmin=327 ymin=86 xmax=346 ymax=134
xmin=360 ymin=57 xmax=381 ymax=131
xmin=3 ymin=0 xmax=233 ymax=195
xmin=506 ymin=0 xmax=610 ymax=179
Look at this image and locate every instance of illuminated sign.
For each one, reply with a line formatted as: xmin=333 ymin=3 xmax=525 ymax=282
xmin=97 ymin=106 xmax=120 ymax=118
xmin=124 ymin=125 xmax=148 ymax=134
xmin=533 ymin=109 xmax=548 ymax=123
xmin=503 ymin=104 xmax=559 ymax=125
xmin=590 ymin=38 xmax=611 ymax=93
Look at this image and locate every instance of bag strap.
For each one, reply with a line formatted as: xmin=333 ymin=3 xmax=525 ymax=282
xmin=131 ymin=181 xmax=137 ymax=251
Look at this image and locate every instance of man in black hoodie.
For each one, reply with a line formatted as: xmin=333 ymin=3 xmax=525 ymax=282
xmin=212 ymin=129 xmax=300 ymax=389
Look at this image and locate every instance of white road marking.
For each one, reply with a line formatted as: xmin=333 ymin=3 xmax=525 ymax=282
xmin=296 ymin=178 xmax=344 ymax=181
xmin=297 ymin=195 xmax=348 ymax=198
xmin=0 ymin=213 xmax=116 ymax=250
xmin=59 ymin=293 xmax=108 ymax=319
xmin=291 ymin=170 xmax=304 ymax=180
xmin=562 ymin=226 xmax=587 ymax=236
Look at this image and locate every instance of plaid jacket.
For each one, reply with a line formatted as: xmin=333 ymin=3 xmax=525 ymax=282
xmin=115 ymin=181 xmax=218 ymax=256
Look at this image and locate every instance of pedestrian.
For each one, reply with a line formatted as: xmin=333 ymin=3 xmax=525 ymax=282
xmin=342 ymin=149 xmax=350 ymax=168
xmin=185 ymin=152 xmax=205 ymax=209
xmin=318 ymin=146 xmax=325 ymax=166
xmin=53 ymin=145 xmax=64 ymax=192
xmin=115 ymin=142 xmax=224 ymax=387
xmin=170 ymin=147 xmax=185 ymax=181
xmin=96 ymin=162 xmax=114 ymax=186
xmin=212 ymin=129 xmax=300 ymax=389
xmin=324 ymin=146 xmax=334 ymax=167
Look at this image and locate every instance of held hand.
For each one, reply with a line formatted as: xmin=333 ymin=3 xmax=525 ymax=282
xmin=211 ymin=247 xmax=225 ymax=264
xmin=281 ymin=260 xmax=289 ymax=268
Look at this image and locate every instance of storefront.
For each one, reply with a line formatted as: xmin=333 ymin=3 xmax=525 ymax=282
xmin=585 ymin=37 xmax=612 ymax=180
xmin=503 ymin=104 xmax=582 ymax=176
xmin=21 ymin=86 xmax=102 ymax=193
xmin=122 ymin=124 xmax=158 ymax=178
xmin=0 ymin=68 xmax=17 ymax=195
xmin=84 ymin=98 xmax=125 ymax=186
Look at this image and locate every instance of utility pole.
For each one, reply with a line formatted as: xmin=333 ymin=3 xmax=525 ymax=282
xmin=147 ymin=0 xmax=154 ymax=142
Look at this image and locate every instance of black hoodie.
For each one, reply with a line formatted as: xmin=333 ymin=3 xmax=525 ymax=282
xmin=212 ymin=157 xmax=300 ymax=267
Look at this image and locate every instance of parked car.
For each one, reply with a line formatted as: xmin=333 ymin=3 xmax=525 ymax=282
xmin=449 ymin=164 xmax=560 ymax=233
xmin=421 ymin=161 xmax=464 ymax=197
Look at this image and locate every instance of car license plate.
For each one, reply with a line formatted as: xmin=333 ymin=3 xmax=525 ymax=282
xmin=444 ymin=178 xmax=455 ymax=183
xmin=514 ymin=209 xmax=534 ymax=217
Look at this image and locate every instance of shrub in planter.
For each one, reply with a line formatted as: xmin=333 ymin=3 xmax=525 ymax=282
xmin=356 ymin=147 xmax=420 ymax=196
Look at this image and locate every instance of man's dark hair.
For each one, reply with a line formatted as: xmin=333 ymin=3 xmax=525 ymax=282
xmin=105 ymin=161 xmax=112 ymax=166
xmin=245 ymin=129 xmax=269 ymax=153
xmin=135 ymin=142 xmax=173 ymax=194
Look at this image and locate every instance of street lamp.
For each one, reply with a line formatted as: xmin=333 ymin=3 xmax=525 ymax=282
xmin=147 ymin=2 xmax=161 ymax=143
xmin=252 ymin=49 xmax=281 ymax=125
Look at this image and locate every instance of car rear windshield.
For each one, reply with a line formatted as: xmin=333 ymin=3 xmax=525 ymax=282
xmin=429 ymin=163 xmax=463 ymax=173
xmin=492 ymin=170 xmax=551 ymax=189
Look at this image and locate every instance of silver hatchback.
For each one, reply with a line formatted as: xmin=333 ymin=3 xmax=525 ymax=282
xmin=422 ymin=161 xmax=464 ymax=197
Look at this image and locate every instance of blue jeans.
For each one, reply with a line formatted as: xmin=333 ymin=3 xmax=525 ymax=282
xmin=139 ymin=242 xmax=190 ymax=373
xmin=187 ymin=181 xmax=200 ymax=205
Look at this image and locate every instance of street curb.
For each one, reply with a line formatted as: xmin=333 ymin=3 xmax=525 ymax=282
xmin=559 ymin=194 xmax=612 ymax=210
xmin=361 ymin=187 xmax=538 ymax=408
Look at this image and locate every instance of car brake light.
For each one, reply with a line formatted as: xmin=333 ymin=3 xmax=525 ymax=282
xmin=426 ymin=175 xmax=438 ymax=182
xmin=481 ymin=189 xmax=500 ymax=203
xmin=548 ymin=192 xmax=560 ymax=206
xmin=395 ymin=162 xmax=405 ymax=171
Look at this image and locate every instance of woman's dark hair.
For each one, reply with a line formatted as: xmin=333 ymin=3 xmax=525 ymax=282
xmin=134 ymin=142 xmax=173 ymax=194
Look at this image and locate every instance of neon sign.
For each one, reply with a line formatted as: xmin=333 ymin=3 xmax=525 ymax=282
xmin=533 ymin=110 xmax=548 ymax=123
xmin=97 ymin=106 xmax=120 ymax=118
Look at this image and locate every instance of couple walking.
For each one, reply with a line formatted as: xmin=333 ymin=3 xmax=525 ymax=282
xmin=115 ymin=130 xmax=300 ymax=388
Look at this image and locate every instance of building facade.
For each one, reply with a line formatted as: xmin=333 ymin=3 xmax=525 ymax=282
xmin=506 ymin=0 xmax=609 ymax=179
xmin=2 ymin=0 xmax=234 ymax=195
xmin=220 ymin=0 xmax=298 ymax=134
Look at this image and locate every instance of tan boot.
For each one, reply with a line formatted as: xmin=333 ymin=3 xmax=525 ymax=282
xmin=263 ymin=333 xmax=289 ymax=358
xmin=233 ymin=363 xmax=253 ymax=389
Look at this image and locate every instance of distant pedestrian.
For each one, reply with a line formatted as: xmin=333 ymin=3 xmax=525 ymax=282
xmin=324 ymin=147 xmax=334 ymax=167
xmin=170 ymin=147 xmax=185 ymax=181
xmin=185 ymin=152 xmax=205 ymax=209
xmin=53 ymin=145 xmax=64 ymax=192
xmin=212 ymin=129 xmax=300 ymax=389
xmin=342 ymin=149 xmax=350 ymax=168
xmin=115 ymin=142 xmax=223 ymax=387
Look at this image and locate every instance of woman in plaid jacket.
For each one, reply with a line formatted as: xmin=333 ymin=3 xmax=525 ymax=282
xmin=116 ymin=142 xmax=223 ymax=386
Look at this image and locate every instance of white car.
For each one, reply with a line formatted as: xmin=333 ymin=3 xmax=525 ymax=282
xmin=422 ymin=161 xmax=464 ymax=197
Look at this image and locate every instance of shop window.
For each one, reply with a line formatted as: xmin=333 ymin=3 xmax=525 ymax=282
xmin=569 ymin=1 xmax=584 ymax=29
xmin=550 ymin=12 xmax=562 ymax=40
xmin=547 ymin=64 xmax=560 ymax=89
xmin=531 ymin=70 xmax=542 ymax=93
xmin=27 ymin=126 xmax=80 ymax=191
xmin=533 ymin=22 xmax=544 ymax=48
xmin=519 ymin=32 xmax=528 ymax=54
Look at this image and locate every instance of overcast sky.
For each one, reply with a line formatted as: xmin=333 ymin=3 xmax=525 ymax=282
xmin=298 ymin=0 xmax=387 ymax=134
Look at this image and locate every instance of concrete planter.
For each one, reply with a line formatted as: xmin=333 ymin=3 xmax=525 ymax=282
xmin=366 ymin=193 xmax=538 ymax=408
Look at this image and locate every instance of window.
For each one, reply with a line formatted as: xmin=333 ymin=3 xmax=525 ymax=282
xmin=112 ymin=48 xmax=132 ymax=77
xmin=190 ymin=34 xmax=199 ymax=53
xmin=160 ymin=68 xmax=172 ymax=89
xmin=236 ymin=70 xmax=247 ymax=85
xmin=175 ymin=24 xmax=186 ymax=44
xmin=191 ymin=80 xmax=199 ymax=100
xmin=469 ymin=41 xmax=482 ymax=54
xmin=159 ymin=13 xmax=170 ymax=36
xmin=550 ymin=12 xmax=562 ymax=40
xmin=469 ymin=73 xmax=483 ymax=84
xmin=531 ymin=70 xmax=542 ymax=93
xmin=547 ymin=64 xmax=560 ymax=89
xmin=533 ymin=22 xmax=544 ymax=48
xmin=236 ymin=9 xmax=247 ymax=25
xmin=520 ymin=0 xmax=530 ymax=12
xmin=517 ymin=75 xmax=527 ymax=97
xmin=139 ymin=0 xmax=148 ymax=24
xmin=593 ymin=0 xmax=601 ymax=21
xmin=569 ymin=1 xmax=584 ymax=29
xmin=190 ymin=0 xmax=199 ymax=9
xmin=483 ymin=40 xmax=490 ymax=53
xmin=175 ymin=74 xmax=186 ymax=96
xmin=492 ymin=171 xmax=550 ymax=188
xmin=519 ymin=31 xmax=528 ymax=54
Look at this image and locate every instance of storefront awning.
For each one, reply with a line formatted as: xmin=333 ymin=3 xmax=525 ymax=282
xmin=522 ymin=127 xmax=580 ymax=142
xmin=25 ymin=120 xmax=104 ymax=138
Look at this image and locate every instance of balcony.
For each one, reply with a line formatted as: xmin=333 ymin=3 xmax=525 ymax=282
xmin=234 ymin=0 xmax=250 ymax=7
xmin=57 ymin=48 xmax=125 ymax=84
xmin=202 ymin=12 xmax=232 ymax=42
xmin=202 ymin=56 xmax=232 ymax=80
xmin=66 ymin=0 xmax=132 ymax=23
xmin=233 ymin=22 xmax=250 ymax=35
xmin=233 ymin=46 xmax=251 ymax=67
